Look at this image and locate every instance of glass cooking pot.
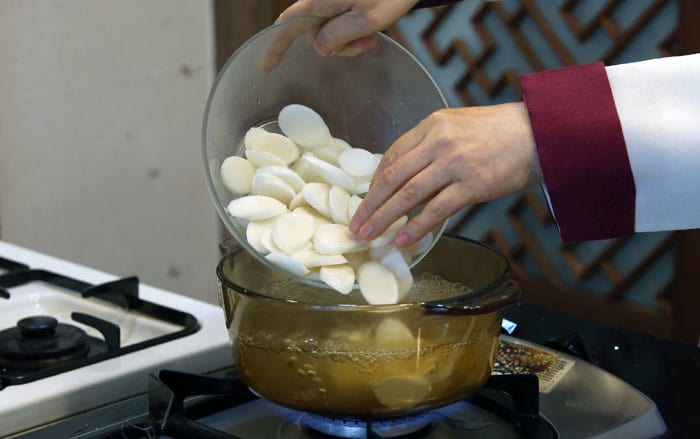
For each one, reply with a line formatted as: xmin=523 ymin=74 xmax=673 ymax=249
xmin=217 ymin=235 xmax=520 ymax=418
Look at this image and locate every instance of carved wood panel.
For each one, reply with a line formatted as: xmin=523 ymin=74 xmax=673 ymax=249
xmin=388 ymin=0 xmax=700 ymax=344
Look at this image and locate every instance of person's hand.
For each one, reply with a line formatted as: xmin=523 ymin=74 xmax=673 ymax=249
xmin=277 ymin=0 xmax=419 ymax=56
xmin=348 ymin=103 xmax=542 ymax=247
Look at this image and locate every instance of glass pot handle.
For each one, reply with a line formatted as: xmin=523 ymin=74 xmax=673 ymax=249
xmin=420 ymin=279 xmax=521 ymax=315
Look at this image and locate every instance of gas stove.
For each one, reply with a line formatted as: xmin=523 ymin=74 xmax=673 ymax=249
xmin=0 ymin=240 xmax=669 ymax=438
xmin=6 ymin=336 xmax=668 ymax=438
xmin=0 ymin=240 xmax=233 ymax=438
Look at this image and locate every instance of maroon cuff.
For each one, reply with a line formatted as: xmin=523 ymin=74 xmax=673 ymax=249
xmin=520 ymin=62 xmax=635 ymax=242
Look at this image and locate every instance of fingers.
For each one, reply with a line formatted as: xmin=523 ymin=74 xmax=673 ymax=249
xmin=354 ymin=159 xmax=454 ymax=245
xmin=336 ymin=35 xmax=379 ymax=56
xmin=278 ymin=0 xmax=367 ymax=56
xmin=313 ymin=10 xmax=378 ymax=56
xmin=262 ymin=19 xmax=317 ymax=71
xmin=394 ymin=183 xmax=467 ymax=247
xmin=348 ymin=124 xmax=427 ymax=233
xmin=277 ymin=0 xmax=352 ymax=23
xmin=278 ymin=0 xmax=415 ymax=57
xmin=371 ymin=120 xmax=427 ymax=186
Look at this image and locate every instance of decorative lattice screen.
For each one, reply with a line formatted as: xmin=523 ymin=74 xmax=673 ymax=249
xmin=388 ymin=0 xmax=683 ymax=339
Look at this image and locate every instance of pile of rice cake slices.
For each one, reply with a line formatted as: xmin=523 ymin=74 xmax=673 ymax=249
xmin=221 ymin=104 xmax=433 ymax=305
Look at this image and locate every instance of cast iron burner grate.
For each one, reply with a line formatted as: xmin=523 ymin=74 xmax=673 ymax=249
xmin=143 ymin=370 xmax=557 ymax=439
xmin=0 ymin=257 xmax=29 ymax=297
xmin=0 ymin=259 xmax=201 ymax=389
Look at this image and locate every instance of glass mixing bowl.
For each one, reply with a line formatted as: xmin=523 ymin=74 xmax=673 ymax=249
xmin=203 ymin=17 xmax=449 ymax=284
xmin=217 ymin=235 xmax=520 ymax=418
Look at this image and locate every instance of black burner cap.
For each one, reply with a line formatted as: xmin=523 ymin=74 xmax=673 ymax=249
xmin=0 ymin=315 xmax=89 ymax=367
xmin=19 ymin=315 xmax=59 ymax=337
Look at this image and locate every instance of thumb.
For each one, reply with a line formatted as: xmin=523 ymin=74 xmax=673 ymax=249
xmin=314 ymin=11 xmax=380 ymax=56
xmin=334 ymin=35 xmax=379 ymax=56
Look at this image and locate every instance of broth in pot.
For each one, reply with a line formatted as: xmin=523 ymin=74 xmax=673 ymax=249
xmin=217 ymin=236 xmax=520 ymax=418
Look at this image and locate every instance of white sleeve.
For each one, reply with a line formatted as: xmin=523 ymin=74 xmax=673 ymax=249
xmin=606 ymin=53 xmax=700 ymax=233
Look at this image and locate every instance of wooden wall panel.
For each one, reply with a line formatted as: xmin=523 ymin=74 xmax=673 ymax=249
xmin=214 ymin=0 xmax=294 ymax=71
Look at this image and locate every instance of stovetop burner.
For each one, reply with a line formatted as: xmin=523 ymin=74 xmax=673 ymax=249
xmin=0 ymin=262 xmax=200 ymax=388
xmin=0 ymin=240 xmax=234 ymax=439
xmin=138 ymin=370 xmax=556 ymax=439
xmin=6 ymin=335 xmax=671 ymax=438
xmin=297 ymin=412 xmax=433 ymax=438
xmin=1 ymin=315 xmax=94 ymax=369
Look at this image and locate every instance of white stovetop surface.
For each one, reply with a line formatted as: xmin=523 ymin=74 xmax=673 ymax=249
xmin=0 ymin=240 xmax=234 ymax=438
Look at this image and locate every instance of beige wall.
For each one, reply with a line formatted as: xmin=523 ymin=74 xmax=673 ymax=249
xmin=0 ymin=0 xmax=221 ymax=303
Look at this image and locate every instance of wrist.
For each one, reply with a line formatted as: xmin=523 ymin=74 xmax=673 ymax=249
xmin=509 ymin=102 xmax=541 ymax=186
